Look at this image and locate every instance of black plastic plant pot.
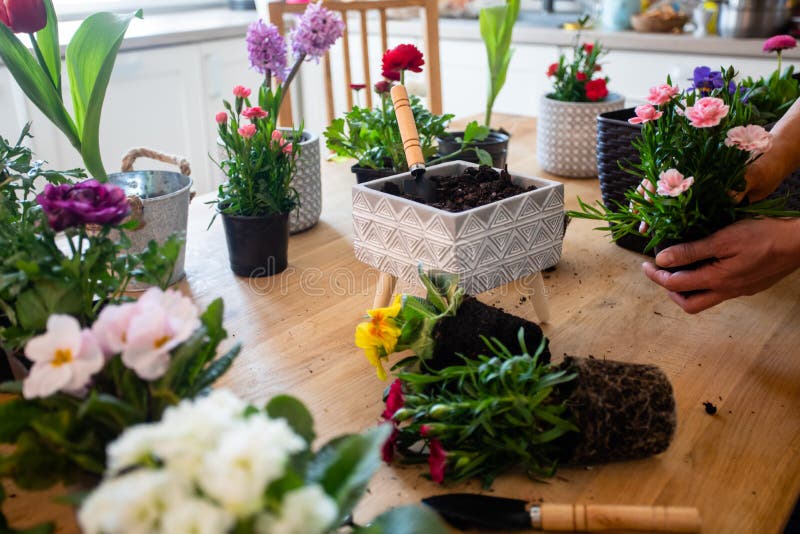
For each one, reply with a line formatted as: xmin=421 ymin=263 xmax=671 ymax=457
xmin=436 ymin=130 xmax=510 ymax=169
xmin=1 ymin=346 xmax=13 ymax=382
xmin=351 ymin=164 xmax=397 ymax=184
xmin=221 ymin=211 xmax=290 ymax=277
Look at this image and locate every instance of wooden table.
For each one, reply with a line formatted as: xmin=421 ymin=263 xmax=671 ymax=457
xmin=4 ymin=115 xmax=800 ymax=534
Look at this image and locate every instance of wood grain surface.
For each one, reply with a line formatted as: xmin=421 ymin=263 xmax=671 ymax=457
xmin=3 ymin=115 xmax=799 ymax=534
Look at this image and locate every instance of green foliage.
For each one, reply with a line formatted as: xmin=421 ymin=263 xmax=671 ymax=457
xmin=568 ymin=69 xmax=800 ymax=251
xmin=740 ymin=65 xmax=800 ymax=125
xmin=214 ymin=84 xmax=301 ymax=217
xmin=479 ymin=0 xmax=520 ymax=126
xmin=354 ymin=504 xmax=449 ymax=534
xmin=0 ymin=0 xmax=140 ymax=179
xmin=0 ymin=127 xmax=181 ymax=353
xmin=324 ymin=91 xmax=454 ymax=171
xmin=433 ymin=121 xmax=494 ymax=166
xmin=0 ymin=298 xmax=240 ymax=492
xmin=392 ymin=333 xmax=578 ymax=486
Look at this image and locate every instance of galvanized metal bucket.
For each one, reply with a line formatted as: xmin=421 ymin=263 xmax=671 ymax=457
xmin=108 ymin=148 xmax=193 ymax=290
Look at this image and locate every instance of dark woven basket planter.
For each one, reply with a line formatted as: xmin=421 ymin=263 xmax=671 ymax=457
xmin=596 ymin=107 xmax=800 ymax=256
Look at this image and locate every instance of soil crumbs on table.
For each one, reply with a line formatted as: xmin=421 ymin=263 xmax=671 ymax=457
xmin=382 ymin=165 xmax=534 ymax=212
xmin=703 ymin=401 xmax=718 ymax=415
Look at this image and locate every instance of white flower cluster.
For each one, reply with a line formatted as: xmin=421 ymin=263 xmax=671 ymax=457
xmin=79 ymin=390 xmax=338 ymax=534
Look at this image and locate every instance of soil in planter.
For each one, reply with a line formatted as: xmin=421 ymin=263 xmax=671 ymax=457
xmin=428 ymin=298 xmax=550 ymax=370
xmin=555 ymin=356 xmax=676 ymax=465
xmin=382 ymin=165 xmax=535 ymax=213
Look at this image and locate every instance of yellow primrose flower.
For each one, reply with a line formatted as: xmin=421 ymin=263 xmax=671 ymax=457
xmin=355 ymin=295 xmax=403 ymax=380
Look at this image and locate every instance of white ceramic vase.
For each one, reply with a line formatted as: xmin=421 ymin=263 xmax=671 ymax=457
xmin=537 ymin=93 xmax=626 ymax=178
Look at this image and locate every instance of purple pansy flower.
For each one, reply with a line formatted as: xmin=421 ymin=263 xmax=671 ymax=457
xmin=690 ymin=66 xmax=725 ymax=94
xmin=37 ymin=180 xmax=130 ymax=231
xmin=246 ymin=19 xmax=288 ymax=81
xmin=290 ymin=1 xmax=345 ymax=62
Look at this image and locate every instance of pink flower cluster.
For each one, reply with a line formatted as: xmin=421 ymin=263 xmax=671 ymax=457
xmin=647 ymin=83 xmax=679 ymax=106
xmin=685 ymin=97 xmax=729 ymax=128
xmin=272 ymin=129 xmax=294 ymax=155
xmin=656 ymin=169 xmax=694 ymax=197
xmin=628 ymin=104 xmax=663 ymax=125
xmin=22 ymin=288 xmax=201 ymax=399
xmin=724 ymin=124 xmax=773 ymax=155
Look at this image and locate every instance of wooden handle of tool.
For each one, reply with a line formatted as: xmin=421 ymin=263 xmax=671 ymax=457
xmin=540 ymin=504 xmax=702 ymax=533
xmin=390 ymin=84 xmax=425 ymax=171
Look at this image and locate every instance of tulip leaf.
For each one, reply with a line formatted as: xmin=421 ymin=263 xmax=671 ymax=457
xmin=66 ymin=10 xmax=142 ymax=180
xmin=0 ymin=24 xmax=79 ymax=148
xmin=479 ymin=0 xmax=519 ymax=126
xmin=35 ymin=0 xmax=61 ymax=93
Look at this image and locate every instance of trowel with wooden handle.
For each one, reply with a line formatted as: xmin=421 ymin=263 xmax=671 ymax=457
xmin=390 ymin=84 xmax=437 ymax=201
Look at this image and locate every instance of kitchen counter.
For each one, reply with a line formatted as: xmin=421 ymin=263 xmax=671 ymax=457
xmin=44 ymin=7 xmax=800 ymax=58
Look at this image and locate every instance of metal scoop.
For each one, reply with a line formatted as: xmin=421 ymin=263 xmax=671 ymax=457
xmin=390 ymin=84 xmax=436 ymax=201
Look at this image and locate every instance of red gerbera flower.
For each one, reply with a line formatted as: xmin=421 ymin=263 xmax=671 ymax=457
xmin=381 ymin=43 xmax=424 ymax=80
xmin=576 ymin=72 xmax=587 ymax=81
xmin=350 ymin=83 xmax=366 ymax=91
xmin=585 ymin=78 xmax=608 ymax=101
xmin=374 ymin=80 xmax=393 ymax=94
xmin=546 ymin=62 xmax=559 ymax=77
xmin=428 ymin=439 xmax=447 ymax=484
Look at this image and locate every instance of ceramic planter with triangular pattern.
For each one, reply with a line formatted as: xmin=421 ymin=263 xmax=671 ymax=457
xmin=351 ymin=161 xmax=565 ymax=294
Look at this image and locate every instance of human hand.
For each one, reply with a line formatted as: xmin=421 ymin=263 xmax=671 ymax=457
xmin=641 ymin=218 xmax=800 ymax=313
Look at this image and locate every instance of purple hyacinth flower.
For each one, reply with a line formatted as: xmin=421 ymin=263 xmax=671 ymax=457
xmin=290 ymin=1 xmax=345 ymax=62
xmin=37 ymin=180 xmax=130 ymax=232
xmin=247 ymin=19 xmax=288 ymax=81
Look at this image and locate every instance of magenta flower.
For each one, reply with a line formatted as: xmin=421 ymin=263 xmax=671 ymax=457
xmin=628 ymin=104 xmax=663 ymax=125
xmin=724 ymin=124 xmax=773 ymax=155
xmin=685 ymin=97 xmax=729 ymax=128
xmin=656 ymin=169 xmax=694 ymax=197
xmin=647 ymin=83 xmax=679 ymax=106
xmin=242 ymin=106 xmax=268 ymax=120
xmin=382 ymin=379 xmax=404 ymax=419
xmin=763 ymin=34 xmax=797 ymax=53
xmin=215 ymin=112 xmax=227 ymax=124
xmin=238 ymin=124 xmax=257 ymax=138
xmin=427 ymin=439 xmax=447 ymax=484
xmin=374 ymin=80 xmax=393 ymax=94
xmin=232 ymin=85 xmax=251 ymax=98
xmin=246 ymin=19 xmax=288 ymax=81
xmin=37 ymin=180 xmax=130 ymax=231
xmin=291 ymin=1 xmax=345 ymax=62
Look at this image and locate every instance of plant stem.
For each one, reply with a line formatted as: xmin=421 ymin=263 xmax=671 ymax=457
xmin=278 ymin=54 xmax=307 ymax=114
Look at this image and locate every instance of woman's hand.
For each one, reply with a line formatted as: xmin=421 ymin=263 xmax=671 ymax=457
xmin=642 ymin=218 xmax=800 ymax=313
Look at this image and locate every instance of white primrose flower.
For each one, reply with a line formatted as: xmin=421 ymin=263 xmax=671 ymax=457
xmin=78 ymin=469 xmax=189 ymax=534
xmin=108 ymin=390 xmax=247 ymax=477
xmin=198 ymin=416 xmax=306 ymax=517
xmin=23 ymin=315 xmax=104 ymax=399
xmin=160 ymin=497 xmax=235 ymax=534
xmin=255 ymin=485 xmax=338 ymax=534
xmin=92 ymin=287 xmax=201 ymax=380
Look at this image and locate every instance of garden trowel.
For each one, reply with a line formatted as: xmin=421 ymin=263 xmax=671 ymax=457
xmin=390 ymin=84 xmax=436 ymax=201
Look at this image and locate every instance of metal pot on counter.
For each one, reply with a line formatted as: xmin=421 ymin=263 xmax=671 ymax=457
xmin=718 ymin=0 xmax=791 ymax=37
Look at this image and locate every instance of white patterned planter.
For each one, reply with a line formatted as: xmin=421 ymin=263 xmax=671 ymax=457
xmin=352 ymin=161 xmax=565 ymax=295
xmin=537 ymin=93 xmax=625 ymax=178
xmin=287 ymin=130 xmax=322 ymax=234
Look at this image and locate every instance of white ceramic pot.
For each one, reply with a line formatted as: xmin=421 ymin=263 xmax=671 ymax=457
xmin=537 ymin=93 xmax=625 ymax=178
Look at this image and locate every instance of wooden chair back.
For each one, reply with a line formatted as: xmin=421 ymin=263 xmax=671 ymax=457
xmin=268 ymin=0 xmax=443 ymax=127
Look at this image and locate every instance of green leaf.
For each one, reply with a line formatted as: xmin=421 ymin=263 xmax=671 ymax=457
xmin=266 ymin=395 xmax=316 ymax=445
xmin=307 ymin=425 xmax=391 ymax=523
xmin=0 ymin=399 xmax=44 ymax=442
xmin=475 ymin=148 xmax=493 ymax=166
xmin=66 ymin=10 xmax=142 ymax=180
xmin=0 ymin=24 xmax=79 ymax=148
xmin=355 ymin=505 xmax=449 ymax=533
xmin=462 ymin=121 xmax=490 ymax=145
xmin=35 ymin=0 xmax=61 ymax=93
xmin=195 ymin=344 xmax=241 ymax=392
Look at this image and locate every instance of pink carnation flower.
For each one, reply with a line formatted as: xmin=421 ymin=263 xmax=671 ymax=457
xmin=215 ymin=112 xmax=227 ymax=124
xmin=657 ymin=169 xmax=694 ymax=197
xmin=724 ymin=124 xmax=773 ymax=155
xmin=628 ymin=104 xmax=663 ymax=124
xmin=647 ymin=83 xmax=680 ymax=106
xmin=238 ymin=124 xmax=257 ymax=139
xmin=242 ymin=106 xmax=268 ymax=120
xmin=685 ymin=97 xmax=729 ymax=128
xmin=763 ymin=34 xmax=797 ymax=53
xmin=232 ymin=85 xmax=251 ymax=98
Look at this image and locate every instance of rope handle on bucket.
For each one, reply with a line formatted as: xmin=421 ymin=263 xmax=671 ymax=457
xmin=121 ymin=147 xmax=191 ymax=176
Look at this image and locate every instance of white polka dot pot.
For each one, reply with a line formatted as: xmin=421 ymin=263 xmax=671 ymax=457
xmin=537 ymin=93 xmax=625 ymax=178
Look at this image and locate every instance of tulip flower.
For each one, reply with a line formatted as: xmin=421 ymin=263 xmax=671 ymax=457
xmin=0 ymin=0 xmax=47 ymax=34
